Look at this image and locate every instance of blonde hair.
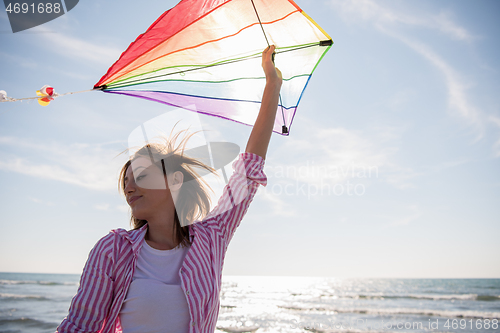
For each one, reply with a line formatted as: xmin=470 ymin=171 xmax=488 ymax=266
xmin=119 ymin=129 xmax=217 ymax=247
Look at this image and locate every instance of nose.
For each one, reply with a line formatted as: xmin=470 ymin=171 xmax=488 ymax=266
xmin=124 ymin=177 xmax=136 ymax=194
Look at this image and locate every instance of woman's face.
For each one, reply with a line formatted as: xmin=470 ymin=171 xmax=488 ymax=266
xmin=124 ymin=157 xmax=173 ymax=221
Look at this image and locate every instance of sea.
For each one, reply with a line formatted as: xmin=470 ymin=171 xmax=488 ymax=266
xmin=0 ymin=273 xmax=499 ymax=333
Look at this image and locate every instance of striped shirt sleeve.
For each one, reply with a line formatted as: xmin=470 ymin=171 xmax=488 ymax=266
xmin=56 ymin=233 xmax=116 ymax=333
xmin=203 ymin=152 xmax=267 ymax=244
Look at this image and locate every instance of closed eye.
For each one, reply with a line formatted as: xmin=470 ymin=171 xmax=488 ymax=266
xmin=136 ymin=173 xmax=147 ymax=181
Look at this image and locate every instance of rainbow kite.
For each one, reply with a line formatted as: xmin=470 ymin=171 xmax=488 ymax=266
xmin=94 ymin=0 xmax=332 ymax=135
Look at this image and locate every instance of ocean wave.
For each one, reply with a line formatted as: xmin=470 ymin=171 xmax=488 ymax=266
xmin=304 ymin=328 xmax=383 ymax=333
xmin=216 ymin=326 xmax=259 ymax=333
xmin=0 ymin=317 xmax=56 ymax=329
xmin=476 ymin=295 xmax=500 ymax=301
xmin=0 ymin=293 xmax=51 ymax=301
xmin=320 ymin=293 xmax=500 ymax=301
xmin=0 ymin=279 xmax=78 ymax=286
xmin=279 ymin=305 xmax=500 ymax=319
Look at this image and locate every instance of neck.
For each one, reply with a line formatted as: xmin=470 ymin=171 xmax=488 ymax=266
xmin=145 ymin=212 xmax=178 ymax=250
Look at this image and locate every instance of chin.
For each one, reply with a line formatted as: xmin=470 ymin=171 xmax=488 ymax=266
xmin=131 ymin=209 xmax=148 ymax=221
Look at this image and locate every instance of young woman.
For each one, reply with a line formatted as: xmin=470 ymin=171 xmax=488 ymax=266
xmin=56 ymin=45 xmax=282 ymax=333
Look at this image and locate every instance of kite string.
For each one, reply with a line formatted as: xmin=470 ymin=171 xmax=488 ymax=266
xmin=250 ymin=0 xmax=288 ymax=134
xmin=58 ymin=88 xmax=96 ymax=97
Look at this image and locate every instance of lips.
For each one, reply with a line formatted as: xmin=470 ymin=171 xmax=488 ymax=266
xmin=128 ymin=196 xmax=141 ymax=205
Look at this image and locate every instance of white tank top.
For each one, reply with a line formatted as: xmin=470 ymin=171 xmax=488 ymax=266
xmin=119 ymin=239 xmax=190 ymax=333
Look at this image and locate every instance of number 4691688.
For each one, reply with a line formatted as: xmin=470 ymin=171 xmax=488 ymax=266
xmin=444 ymin=319 xmax=498 ymax=330
xmin=5 ymin=2 xmax=61 ymax=14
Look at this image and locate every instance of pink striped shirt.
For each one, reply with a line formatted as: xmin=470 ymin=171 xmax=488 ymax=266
xmin=56 ymin=152 xmax=266 ymax=333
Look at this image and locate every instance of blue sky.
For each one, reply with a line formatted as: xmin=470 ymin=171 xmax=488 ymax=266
xmin=0 ymin=0 xmax=499 ymax=278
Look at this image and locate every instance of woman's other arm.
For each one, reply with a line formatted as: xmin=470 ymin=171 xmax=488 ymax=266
xmin=56 ymin=234 xmax=115 ymax=332
xmin=245 ymin=45 xmax=283 ymax=160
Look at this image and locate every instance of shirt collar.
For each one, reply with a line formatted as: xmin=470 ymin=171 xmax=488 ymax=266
xmin=188 ymin=224 xmax=196 ymax=242
xmin=118 ymin=223 xmax=195 ymax=252
xmin=112 ymin=224 xmax=148 ymax=254
xmin=132 ymin=224 xmax=148 ymax=253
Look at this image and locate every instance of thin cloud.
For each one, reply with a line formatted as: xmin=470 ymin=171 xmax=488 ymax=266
xmin=489 ymin=116 xmax=500 ymax=158
xmin=28 ymin=196 xmax=55 ymax=206
xmin=433 ymin=11 xmax=476 ymax=42
xmin=422 ymin=159 xmax=469 ymax=174
xmin=256 ymin=190 xmax=296 ymax=217
xmin=379 ymin=27 xmax=483 ymax=134
xmin=94 ymin=203 xmax=110 ymax=211
xmin=116 ymin=204 xmax=130 ymax=213
xmin=330 ymin=0 xmax=476 ymax=42
xmin=0 ymin=51 xmax=37 ymax=69
xmin=31 ymin=26 xmax=121 ymax=65
xmin=0 ymin=136 xmax=127 ymax=191
xmin=383 ymin=163 xmax=422 ymax=190
xmin=383 ymin=204 xmax=422 ymax=227
xmin=269 ymin=118 xmax=415 ymax=190
xmin=330 ymin=0 xmax=485 ymax=139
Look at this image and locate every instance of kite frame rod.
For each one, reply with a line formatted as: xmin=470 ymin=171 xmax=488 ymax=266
xmin=105 ymin=88 xmax=301 ymax=109
xmin=101 ymin=73 xmax=312 ymax=90
xmin=101 ymin=42 xmax=327 ymax=90
xmin=250 ymin=0 xmax=271 ymax=47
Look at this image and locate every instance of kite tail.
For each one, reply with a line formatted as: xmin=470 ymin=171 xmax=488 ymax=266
xmin=0 ymin=87 xmax=96 ymax=106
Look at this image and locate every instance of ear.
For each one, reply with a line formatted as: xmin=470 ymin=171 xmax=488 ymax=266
xmin=168 ymin=171 xmax=184 ymax=192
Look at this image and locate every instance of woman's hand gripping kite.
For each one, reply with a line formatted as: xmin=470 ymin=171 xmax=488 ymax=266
xmin=245 ymin=45 xmax=283 ymax=159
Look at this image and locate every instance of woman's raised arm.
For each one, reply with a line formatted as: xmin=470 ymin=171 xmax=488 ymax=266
xmin=245 ymin=45 xmax=283 ymax=159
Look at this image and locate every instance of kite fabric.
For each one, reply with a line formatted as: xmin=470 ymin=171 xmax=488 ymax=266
xmin=94 ymin=0 xmax=332 ymax=135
